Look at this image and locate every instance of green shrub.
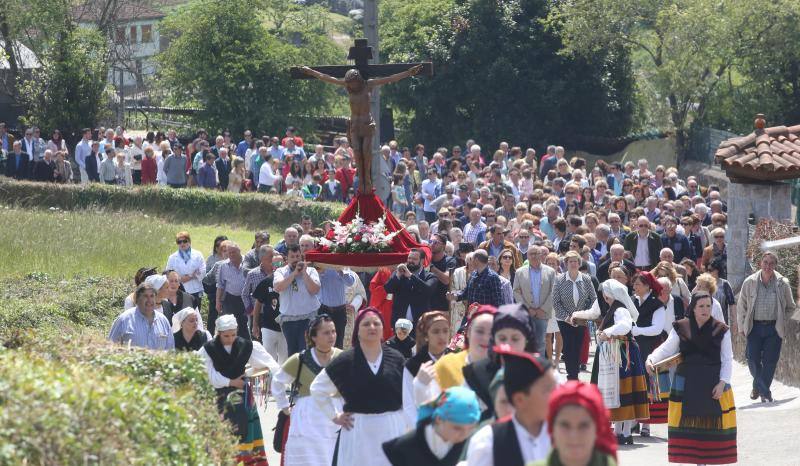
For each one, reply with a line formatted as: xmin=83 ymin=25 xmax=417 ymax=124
xmin=0 ymin=275 xmax=127 ymax=344
xmin=0 ymin=177 xmax=344 ymax=229
xmin=0 ymin=342 xmax=237 ymax=465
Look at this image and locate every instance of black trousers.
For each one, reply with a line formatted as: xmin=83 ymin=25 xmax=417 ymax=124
xmin=320 ymin=304 xmax=347 ymax=349
xmin=132 ymin=170 xmax=141 ymax=185
xmin=558 ymin=320 xmax=583 ymax=380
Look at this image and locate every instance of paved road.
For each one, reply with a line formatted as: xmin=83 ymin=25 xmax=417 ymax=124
xmin=258 ymin=352 xmax=800 ymax=465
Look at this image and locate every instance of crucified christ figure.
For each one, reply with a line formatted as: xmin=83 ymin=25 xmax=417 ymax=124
xmin=299 ymin=64 xmax=423 ymax=194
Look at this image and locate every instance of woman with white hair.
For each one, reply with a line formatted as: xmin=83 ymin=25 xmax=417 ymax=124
xmin=198 ymin=314 xmax=279 ymax=465
xmin=172 ymin=307 xmax=212 ymax=351
xmin=569 ymin=279 xmax=650 ymax=445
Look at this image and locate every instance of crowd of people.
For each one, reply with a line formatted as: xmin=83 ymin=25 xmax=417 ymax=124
xmin=94 ymin=126 xmax=798 ymax=466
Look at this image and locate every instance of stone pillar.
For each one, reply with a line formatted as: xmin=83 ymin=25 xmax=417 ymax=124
xmin=727 ymin=182 xmax=792 ymax=291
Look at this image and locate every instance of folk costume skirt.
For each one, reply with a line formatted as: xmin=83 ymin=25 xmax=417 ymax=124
xmin=334 ymin=410 xmax=407 ymax=466
xmin=219 ymin=387 xmax=269 ymax=466
xmin=283 ymin=396 xmax=340 ymax=466
xmin=591 ymin=338 xmax=650 ymax=422
xmin=667 ymin=372 xmax=737 ymax=464
xmin=637 ymin=334 xmax=669 ymax=424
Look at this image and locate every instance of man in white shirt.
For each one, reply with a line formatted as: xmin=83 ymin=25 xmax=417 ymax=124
xmin=74 ymin=128 xmax=92 ymax=184
xmin=257 ymin=149 xmax=279 ymax=192
xmin=467 ymin=347 xmax=557 ymax=466
xmin=273 ymin=244 xmax=321 ymax=357
xmin=419 ymin=168 xmax=442 ymax=224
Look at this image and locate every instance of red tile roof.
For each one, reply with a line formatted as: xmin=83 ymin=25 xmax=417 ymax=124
xmin=715 ymin=114 xmax=800 ymax=181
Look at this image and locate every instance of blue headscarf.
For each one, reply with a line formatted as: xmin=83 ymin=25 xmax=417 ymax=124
xmin=417 ymin=386 xmax=480 ymax=425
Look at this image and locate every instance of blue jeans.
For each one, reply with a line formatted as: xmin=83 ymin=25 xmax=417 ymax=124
xmin=746 ymin=322 xmax=782 ymax=397
xmin=532 ymin=317 xmax=549 ymax=355
xmin=282 ymin=319 xmax=310 ymax=357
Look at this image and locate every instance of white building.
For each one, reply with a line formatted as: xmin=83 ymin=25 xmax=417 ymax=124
xmin=72 ymin=1 xmax=168 ymax=92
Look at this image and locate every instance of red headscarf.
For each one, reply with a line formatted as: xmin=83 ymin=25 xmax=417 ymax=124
xmin=351 ymin=307 xmax=385 ymax=348
xmin=635 ymin=270 xmax=663 ymax=296
xmin=547 ymin=380 xmax=617 ymax=461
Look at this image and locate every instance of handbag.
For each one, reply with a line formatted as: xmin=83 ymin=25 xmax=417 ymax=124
xmin=273 ymin=350 xmax=305 ymax=453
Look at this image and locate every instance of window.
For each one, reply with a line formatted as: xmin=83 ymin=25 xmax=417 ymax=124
xmin=141 ymin=25 xmax=152 ymax=43
xmin=130 ymin=26 xmax=138 ymax=43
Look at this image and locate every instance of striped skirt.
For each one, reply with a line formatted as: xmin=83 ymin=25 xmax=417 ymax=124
xmin=591 ymin=338 xmax=650 ymax=422
xmin=667 ymin=373 xmax=737 ymax=465
xmin=638 ymin=334 xmax=668 ymax=424
xmin=220 ymin=387 xmax=269 ymax=466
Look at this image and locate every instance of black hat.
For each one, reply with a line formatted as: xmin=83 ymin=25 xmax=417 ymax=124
xmin=492 ymin=304 xmax=533 ymax=342
xmin=495 ymin=344 xmax=552 ymax=401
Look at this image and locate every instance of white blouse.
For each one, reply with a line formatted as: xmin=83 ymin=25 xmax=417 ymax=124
xmin=197 ymin=341 xmax=279 ymax=388
xmin=647 ymin=325 xmax=733 ymax=384
xmin=166 ymin=250 xmax=206 ymax=295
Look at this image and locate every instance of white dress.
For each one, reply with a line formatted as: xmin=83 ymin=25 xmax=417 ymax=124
xmin=271 ymin=348 xmax=342 ymax=466
xmin=310 ymin=352 xmax=409 ymax=466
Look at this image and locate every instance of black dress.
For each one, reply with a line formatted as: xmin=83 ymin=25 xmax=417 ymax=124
xmin=386 ymin=335 xmax=416 ymax=359
xmin=462 ymin=358 xmax=501 ymax=422
xmin=202 ymin=336 xmax=253 ymax=437
xmin=161 ymin=291 xmax=199 ymax=323
xmin=174 ymin=330 xmax=208 ymax=351
xmin=382 ymin=419 xmax=466 ymax=466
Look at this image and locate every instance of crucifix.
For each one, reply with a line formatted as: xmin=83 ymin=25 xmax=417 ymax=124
xmin=291 ymin=38 xmax=433 ymax=194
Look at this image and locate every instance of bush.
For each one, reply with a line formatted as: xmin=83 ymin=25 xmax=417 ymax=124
xmin=0 ymin=339 xmax=237 ymax=464
xmin=0 ymin=177 xmax=344 ymax=229
xmin=747 ymin=218 xmax=800 ymax=296
xmin=0 ymin=275 xmax=127 ymax=344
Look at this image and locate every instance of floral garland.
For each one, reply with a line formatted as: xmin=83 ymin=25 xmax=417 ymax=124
xmin=317 ymin=214 xmax=402 ymax=253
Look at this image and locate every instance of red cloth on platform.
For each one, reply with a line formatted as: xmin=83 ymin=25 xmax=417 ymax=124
xmin=305 ymin=192 xmax=430 ymax=268
xmin=369 ymin=267 xmax=395 ymax=341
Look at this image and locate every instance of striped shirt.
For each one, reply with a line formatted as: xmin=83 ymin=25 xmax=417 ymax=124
xmin=108 ymin=307 xmax=174 ymax=350
xmin=319 ymin=269 xmax=355 ymax=307
xmin=753 ymin=273 xmax=778 ymax=321
xmin=217 ymin=260 xmax=246 ymax=296
xmin=242 ymin=266 xmax=269 ymax=312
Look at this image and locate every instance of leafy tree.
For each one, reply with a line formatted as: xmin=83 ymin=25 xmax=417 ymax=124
xmin=549 ymin=0 xmax=783 ymax=161
xmin=379 ymin=0 xmax=635 ymax=150
xmin=17 ymin=26 xmax=111 ymax=137
xmin=157 ymin=0 xmax=342 ymax=136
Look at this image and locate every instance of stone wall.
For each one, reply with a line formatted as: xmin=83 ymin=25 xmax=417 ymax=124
xmin=726 ymin=182 xmax=792 ymax=291
xmin=730 ymin=306 xmax=800 ymax=388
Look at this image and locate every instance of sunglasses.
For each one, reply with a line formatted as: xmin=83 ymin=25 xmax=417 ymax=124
xmin=714 ymin=235 xmax=725 ymax=239
xmin=176 ymin=239 xmax=189 ymax=244
xmin=501 ymin=256 xmax=513 ymax=260
xmin=486 ymin=215 xmax=496 ymax=218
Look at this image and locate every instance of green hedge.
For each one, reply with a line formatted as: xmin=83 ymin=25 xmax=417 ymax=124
xmin=0 ymin=177 xmax=344 ymax=228
xmin=0 ymin=338 xmax=237 ymax=464
xmin=0 ymin=274 xmax=127 ymax=344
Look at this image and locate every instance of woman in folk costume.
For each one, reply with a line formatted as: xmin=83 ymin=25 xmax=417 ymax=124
xmin=647 ymin=293 xmax=736 ymax=465
xmin=197 ymin=315 xmax=279 ymax=465
xmin=531 ymin=381 xmax=618 ymax=466
xmin=270 ymin=315 xmax=343 ymax=466
xmin=569 ymin=279 xmax=649 ymax=444
xmin=172 ymin=307 xmax=211 ymax=351
xmin=403 ymin=311 xmax=452 ymax=426
xmin=310 ymin=307 xmax=408 ymax=466
xmin=383 ymin=386 xmax=481 ymax=466
xmin=412 ymin=305 xmax=496 ymax=409
xmin=630 ymin=271 xmax=669 ymax=434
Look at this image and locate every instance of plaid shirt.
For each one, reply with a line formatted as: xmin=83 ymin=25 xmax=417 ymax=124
xmin=463 ymin=221 xmax=487 ymax=245
xmin=242 ymin=266 xmax=269 ymax=312
xmin=217 ymin=260 xmax=246 ymax=296
xmin=458 ymin=267 xmax=503 ymax=307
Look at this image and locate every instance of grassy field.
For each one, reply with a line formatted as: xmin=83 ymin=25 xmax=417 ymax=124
xmin=0 ymin=207 xmax=281 ymax=279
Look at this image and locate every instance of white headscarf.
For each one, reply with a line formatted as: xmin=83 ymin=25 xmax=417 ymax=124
xmin=600 ymin=279 xmax=639 ymax=321
xmin=171 ymin=307 xmax=197 ymax=334
xmin=215 ymin=314 xmax=238 ymax=333
xmin=144 ymin=274 xmax=168 ymax=291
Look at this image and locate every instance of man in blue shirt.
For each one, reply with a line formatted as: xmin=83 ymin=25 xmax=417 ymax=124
xmin=451 ymin=249 xmax=504 ymax=308
xmin=318 ymin=268 xmax=356 ymax=348
xmin=660 ymin=215 xmax=694 ymax=263
xmin=236 ymin=130 xmax=253 ymax=158
xmin=108 ymin=283 xmax=174 ymax=350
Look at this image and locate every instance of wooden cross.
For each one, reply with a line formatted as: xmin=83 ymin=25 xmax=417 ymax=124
xmin=290 ymin=38 xmax=433 ymax=80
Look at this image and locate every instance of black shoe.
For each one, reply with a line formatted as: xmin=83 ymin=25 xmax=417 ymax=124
xmin=750 ymin=388 xmax=760 ymax=400
xmin=623 ymin=435 xmax=634 ymax=445
xmin=640 ymin=427 xmax=650 ymax=437
xmin=580 ymin=364 xmax=587 ymax=371
xmin=631 ymin=423 xmax=640 ymax=434
xmin=616 ymin=434 xmax=625 ymax=444
xmin=761 ymin=394 xmax=773 ymax=403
